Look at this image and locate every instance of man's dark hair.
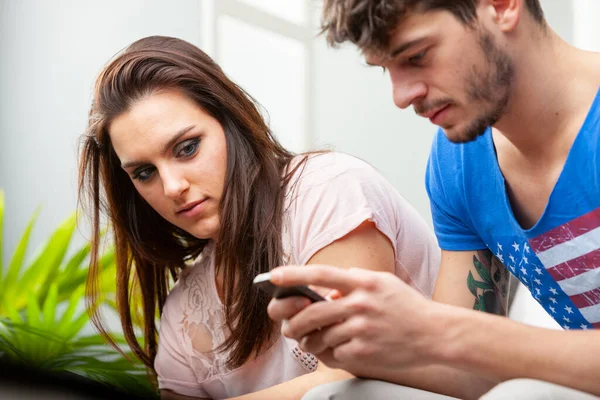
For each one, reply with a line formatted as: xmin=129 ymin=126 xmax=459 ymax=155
xmin=321 ymin=0 xmax=545 ymax=53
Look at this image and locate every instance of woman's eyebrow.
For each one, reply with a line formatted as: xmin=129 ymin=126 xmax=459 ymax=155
xmin=121 ymin=124 xmax=196 ymax=169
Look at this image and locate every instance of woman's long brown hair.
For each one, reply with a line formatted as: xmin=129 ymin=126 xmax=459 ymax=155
xmin=78 ymin=36 xmax=308 ymax=371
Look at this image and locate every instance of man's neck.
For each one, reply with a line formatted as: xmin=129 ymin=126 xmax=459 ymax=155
xmin=493 ymin=29 xmax=600 ymax=158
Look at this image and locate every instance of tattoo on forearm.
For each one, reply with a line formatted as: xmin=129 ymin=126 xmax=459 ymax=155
xmin=467 ymin=249 xmax=510 ymax=315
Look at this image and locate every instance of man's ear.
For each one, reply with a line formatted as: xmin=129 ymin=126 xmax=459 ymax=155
xmin=480 ymin=0 xmax=522 ymax=32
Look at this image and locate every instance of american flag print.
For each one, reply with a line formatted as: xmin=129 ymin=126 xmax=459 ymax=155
xmin=496 ymin=207 xmax=600 ymax=330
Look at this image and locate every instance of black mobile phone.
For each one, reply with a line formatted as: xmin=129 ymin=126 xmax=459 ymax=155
xmin=253 ymin=272 xmax=326 ymax=303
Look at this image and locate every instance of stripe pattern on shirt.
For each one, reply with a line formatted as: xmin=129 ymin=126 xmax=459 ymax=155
xmin=528 ymin=207 xmax=600 ymax=329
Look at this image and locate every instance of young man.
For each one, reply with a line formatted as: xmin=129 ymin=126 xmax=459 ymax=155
xmin=267 ymin=0 xmax=600 ymax=399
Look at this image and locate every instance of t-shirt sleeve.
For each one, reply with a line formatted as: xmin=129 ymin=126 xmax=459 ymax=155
xmin=154 ymin=286 xmax=210 ymax=398
xmin=286 ymin=153 xmax=399 ymax=265
xmin=425 ymin=129 xmax=486 ymax=251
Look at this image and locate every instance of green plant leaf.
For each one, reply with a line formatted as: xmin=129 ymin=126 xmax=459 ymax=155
xmin=15 ymin=213 xmax=77 ymax=309
xmin=42 ymin=284 xmax=59 ymax=330
xmin=55 ymin=286 xmax=85 ymax=337
xmin=61 ymin=241 xmax=91 ymax=283
xmin=57 ymin=246 xmax=116 ymax=304
xmin=26 ymin=293 xmax=42 ymax=329
xmin=1 ymin=207 xmax=41 ymax=302
xmin=473 ymin=256 xmax=493 ymax=285
xmin=36 ymin=213 xmax=78 ymax=304
xmin=57 ymin=268 xmax=89 ymax=302
xmin=63 ymin=310 xmax=91 ymax=342
xmin=0 ymin=198 xmax=154 ymax=397
xmin=1 ymin=297 xmax=23 ymax=325
xmin=0 ymin=189 xmax=4 ymax=277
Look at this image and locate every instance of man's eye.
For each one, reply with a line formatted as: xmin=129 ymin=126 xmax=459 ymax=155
xmin=408 ymin=51 xmax=427 ymax=65
xmin=175 ymin=138 xmax=200 ymax=158
xmin=133 ymin=167 xmax=155 ymax=182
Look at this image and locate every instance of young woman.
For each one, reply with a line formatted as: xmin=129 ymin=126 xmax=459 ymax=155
xmin=78 ymin=36 xmax=440 ymax=400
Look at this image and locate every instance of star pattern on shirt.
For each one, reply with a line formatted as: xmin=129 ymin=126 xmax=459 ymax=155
xmin=495 ymin=250 xmax=504 ymax=263
xmin=565 ymin=305 xmax=573 ymax=314
xmin=490 ymin=237 xmax=591 ymax=331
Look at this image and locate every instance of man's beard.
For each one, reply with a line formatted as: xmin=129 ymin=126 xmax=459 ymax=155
xmin=452 ymin=29 xmax=515 ymax=143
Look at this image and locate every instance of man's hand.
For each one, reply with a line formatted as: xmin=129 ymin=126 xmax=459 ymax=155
xmin=267 ymin=264 xmax=443 ymax=373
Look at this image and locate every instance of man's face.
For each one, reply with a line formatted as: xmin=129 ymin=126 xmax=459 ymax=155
xmin=366 ymin=9 xmax=514 ymax=143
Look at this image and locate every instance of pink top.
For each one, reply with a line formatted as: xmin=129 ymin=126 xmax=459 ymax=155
xmin=155 ymin=152 xmax=441 ymax=399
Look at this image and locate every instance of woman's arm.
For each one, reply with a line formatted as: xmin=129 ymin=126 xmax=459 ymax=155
xmin=228 ymin=360 xmax=352 ymax=400
xmin=228 ymin=220 xmax=394 ymax=400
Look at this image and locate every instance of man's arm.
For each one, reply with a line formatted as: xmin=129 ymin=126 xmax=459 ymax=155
xmin=434 ymin=249 xmax=509 ymax=314
xmin=434 ymin=302 xmax=600 ymax=395
xmin=426 ymin=249 xmax=599 ymax=395
xmin=341 ymin=249 xmax=509 ymax=399
xmin=269 ymin=253 xmax=600 ymax=398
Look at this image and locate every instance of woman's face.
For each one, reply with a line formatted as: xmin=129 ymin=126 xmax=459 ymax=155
xmin=109 ymin=89 xmax=227 ymax=240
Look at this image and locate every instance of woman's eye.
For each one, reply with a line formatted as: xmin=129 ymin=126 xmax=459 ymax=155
xmin=175 ymin=138 xmax=200 ymax=158
xmin=133 ymin=167 xmax=155 ymax=182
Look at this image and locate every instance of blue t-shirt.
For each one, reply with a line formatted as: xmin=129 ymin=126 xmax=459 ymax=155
xmin=425 ymin=87 xmax=600 ymax=330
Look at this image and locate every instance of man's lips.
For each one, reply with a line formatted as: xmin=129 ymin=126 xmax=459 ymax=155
xmin=420 ymin=104 xmax=450 ymax=119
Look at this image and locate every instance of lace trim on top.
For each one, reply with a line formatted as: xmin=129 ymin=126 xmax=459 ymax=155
xmin=177 ymin=242 xmax=230 ymax=378
xmin=175 ymin=239 xmax=317 ymax=382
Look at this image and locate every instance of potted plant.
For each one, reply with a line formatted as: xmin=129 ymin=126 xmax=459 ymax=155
xmin=0 ymin=189 xmax=158 ymax=398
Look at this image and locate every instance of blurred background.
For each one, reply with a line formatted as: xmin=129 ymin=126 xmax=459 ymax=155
xmin=0 ymin=0 xmax=599 ymax=374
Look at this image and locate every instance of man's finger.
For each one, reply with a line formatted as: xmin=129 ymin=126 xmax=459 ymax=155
xmin=282 ymin=298 xmax=350 ymax=339
xmin=312 ymin=348 xmax=342 ymax=370
xmin=319 ymin=319 xmax=355 ymax=350
xmin=267 ymin=296 xmax=311 ymax=321
xmin=270 ymin=265 xmax=364 ymax=294
xmin=298 ymin=329 xmax=329 ymax=355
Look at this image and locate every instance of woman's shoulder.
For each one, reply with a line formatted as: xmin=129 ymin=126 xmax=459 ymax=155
xmin=288 ymin=151 xmax=382 ymax=188
xmin=297 ymin=151 xmax=376 ymax=171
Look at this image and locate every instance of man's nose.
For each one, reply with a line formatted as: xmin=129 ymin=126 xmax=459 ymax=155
xmin=390 ymin=71 xmax=427 ymax=109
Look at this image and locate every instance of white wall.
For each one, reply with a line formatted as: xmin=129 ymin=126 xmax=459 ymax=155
xmin=572 ymin=0 xmax=600 ymax=52
xmin=1 ymin=0 xmax=599 ymax=269
xmin=311 ymin=38 xmax=436 ymax=227
xmin=0 ymin=0 xmax=203 ymax=261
